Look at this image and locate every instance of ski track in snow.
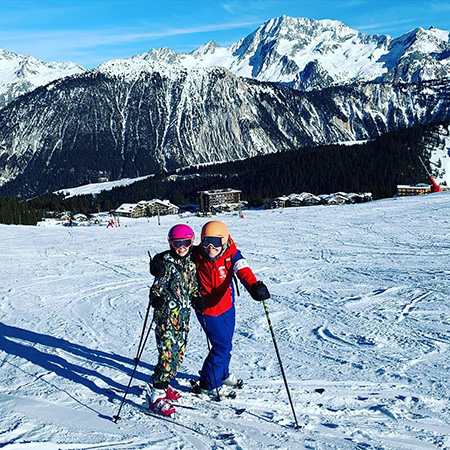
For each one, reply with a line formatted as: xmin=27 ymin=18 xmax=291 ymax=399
xmin=1 ymin=192 xmax=450 ymax=449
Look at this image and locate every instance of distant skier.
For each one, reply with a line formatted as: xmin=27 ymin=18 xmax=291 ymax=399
xmin=145 ymin=224 xmax=206 ymax=416
xmin=192 ymin=220 xmax=270 ymax=398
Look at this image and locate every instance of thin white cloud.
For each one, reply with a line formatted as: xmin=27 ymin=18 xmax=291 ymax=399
xmin=429 ymin=1 xmax=450 ymax=12
xmin=0 ymin=20 xmax=260 ymax=53
xmin=0 ymin=22 xmax=260 ymax=60
xmin=337 ymin=0 xmax=370 ymax=7
xmin=355 ymin=18 xmax=422 ymax=33
xmin=222 ymin=3 xmax=236 ymax=14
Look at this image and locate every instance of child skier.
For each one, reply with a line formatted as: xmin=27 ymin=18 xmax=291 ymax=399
xmin=192 ymin=220 xmax=270 ymax=398
xmin=145 ymin=224 xmax=205 ymax=416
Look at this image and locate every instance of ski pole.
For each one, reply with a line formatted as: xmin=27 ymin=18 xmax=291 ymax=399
xmin=201 ymin=313 xmax=221 ymax=402
xmin=113 ymin=296 xmax=155 ymax=423
xmin=262 ymin=299 xmax=301 ymax=429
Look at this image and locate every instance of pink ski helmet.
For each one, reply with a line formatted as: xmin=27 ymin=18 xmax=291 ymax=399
xmin=167 ymin=224 xmax=195 ymax=248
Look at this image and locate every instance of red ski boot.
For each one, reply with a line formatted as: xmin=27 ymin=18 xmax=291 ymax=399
xmin=149 ymin=398 xmax=176 ymax=416
xmin=165 ymin=386 xmax=181 ymax=401
xmin=147 ymin=387 xmax=176 ymax=416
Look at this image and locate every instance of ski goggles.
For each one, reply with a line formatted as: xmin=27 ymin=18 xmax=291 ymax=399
xmin=170 ymin=239 xmax=192 ymax=249
xmin=201 ymin=236 xmax=224 ymax=248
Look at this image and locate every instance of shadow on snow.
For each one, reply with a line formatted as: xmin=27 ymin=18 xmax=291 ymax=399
xmin=0 ymin=322 xmax=195 ymax=419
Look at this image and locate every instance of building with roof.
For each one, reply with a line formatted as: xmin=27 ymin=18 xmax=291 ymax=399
xmin=115 ymin=199 xmax=179 ymax=218
xmin=396 ymin=184 xmax=431 ymax=196
xmin=199 ymin=189 xmax=242 ymax=212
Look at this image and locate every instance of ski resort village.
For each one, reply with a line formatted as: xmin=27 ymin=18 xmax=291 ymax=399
xmin=1 ymin=3 xmax=450 ymax=449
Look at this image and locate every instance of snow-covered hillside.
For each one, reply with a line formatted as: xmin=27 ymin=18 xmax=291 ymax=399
xmin=2 ymin=66 xmax=450 ymax=198
xmin=1 ymin=192 xmax=449 ymax=449
xmin=54 ymin=175 xmax=153 ymax=199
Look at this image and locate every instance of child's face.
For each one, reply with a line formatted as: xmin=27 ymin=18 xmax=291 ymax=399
xmin=175 ymin=245 xmax=190 ymax=257
xmin=170 ymin=238 xmax=192 ymax=257
xmin=203 ymin=245 xmax=222 ymax=259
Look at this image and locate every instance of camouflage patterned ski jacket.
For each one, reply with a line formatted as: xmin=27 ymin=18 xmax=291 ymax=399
xmin=150 ymin=250 xmax=199 ymax=313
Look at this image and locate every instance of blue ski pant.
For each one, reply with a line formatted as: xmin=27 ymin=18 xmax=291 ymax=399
xmin=196 ymin=305 xmax=236 ymax=390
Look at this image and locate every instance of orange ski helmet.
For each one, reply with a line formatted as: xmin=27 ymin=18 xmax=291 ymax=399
xmin=201 ymin=221 xmax=229 ymax=247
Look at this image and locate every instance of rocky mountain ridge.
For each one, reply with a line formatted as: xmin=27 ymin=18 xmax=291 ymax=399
xmin=0 ymin=63 xmax=449 ymax=197
xmin=0 ymin=49 xmax=85 ymax=108
xmin=136 ymin=16 xmax=450 ymax=90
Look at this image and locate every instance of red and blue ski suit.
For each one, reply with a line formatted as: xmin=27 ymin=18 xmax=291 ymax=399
xmin=192 ymin=237 xmax=257 ymax=390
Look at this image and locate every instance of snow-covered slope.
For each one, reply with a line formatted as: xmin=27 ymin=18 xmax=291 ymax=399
xmin=0 ymin=49 xmax=85 ymax=108
xmin=138 ymin=16 xmax=450 ymax=90
xmin=54 ymin=175 xmax=153 ymax=199
xmin=1 ymin=192 xmax=449 ymax=449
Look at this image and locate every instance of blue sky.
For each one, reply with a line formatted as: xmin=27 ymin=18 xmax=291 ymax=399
xmin=0 ymin=0 xmax=449 ymax=68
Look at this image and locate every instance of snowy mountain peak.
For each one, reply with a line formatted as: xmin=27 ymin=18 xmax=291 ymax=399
xmin=0 ymin=49 xmax=84 ymax=82
xmin=237 ymin=15 xmax=362 ymax=51
xmin=262 ymin=15 xmax=353 ymax=37
xmin=426 ymin=25 xmax=450 ymax=40
xmin=395 ymin=26 xmax=449 ymax=48
xmin=0 ymin=49 xmax=85 ymax=108
xmin=172 ymin=15 xmax=449 ymax=89
xmin=190 ymin=40 xmax=222 ymax=57
xmin=94 ymin=56 xmax=181 ymax=81
xmin=135 ymin=47 xmax=183 ymax=64
xmin=94 ymin=52 xmax=222 ymax=82
xmin=213 ymin=15 xmax=384 ymax=83
xmin=1 ymin=15 xmax=449 ymax=108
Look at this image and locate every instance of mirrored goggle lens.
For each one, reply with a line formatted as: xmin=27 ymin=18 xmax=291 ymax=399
xmin=202 ymin=236 xmax=223 ymax=248
xmin=170 ymin=239 xmax=192 ymax=248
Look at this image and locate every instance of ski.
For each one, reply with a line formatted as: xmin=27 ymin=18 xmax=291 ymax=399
xmin=196 ymin=371 xmax=244 ymax=389
xmin=139 ymin=405 xmax=236 ymax=441
xmin=189 ymin=379 xmax=237 ymax=399
xmin=188 ymin=380 xmax=305 ymax=430
xmin=186 ymin=383 xmax=303 ymax=432
xmin=189 ymin=379 xmax=246 ymax=416
xmin=189 ymin=378 xmax=202 ymax=394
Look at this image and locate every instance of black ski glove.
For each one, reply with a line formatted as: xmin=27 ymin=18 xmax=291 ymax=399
xmin=150 ymin=253 xmax=165 ymax=278
xmin=149 ymin=291 xmax=165 ymax=310
xmin=250 ymin=281 xmax=270 ymax=301
xmin=192 ymin=293 xmax=207 ymax=313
